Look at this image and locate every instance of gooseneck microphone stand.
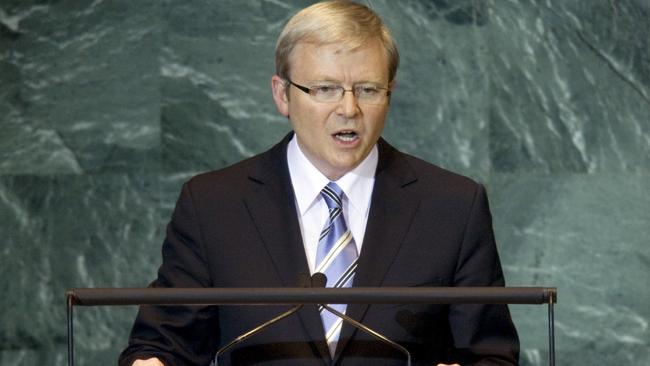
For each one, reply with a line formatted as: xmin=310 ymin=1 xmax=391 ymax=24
xmin=210 ymin=303 xmax=304 ymax=366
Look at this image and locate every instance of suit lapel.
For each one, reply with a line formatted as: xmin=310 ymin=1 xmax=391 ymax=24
xmin=334 ymin=139 xmax=420 ymax=362
xmin=243 ymin=134 xmax=331 ymax=363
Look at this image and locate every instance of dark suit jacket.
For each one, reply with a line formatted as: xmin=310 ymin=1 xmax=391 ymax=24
xmin=119 ymin=134 xmax=519 ymax=366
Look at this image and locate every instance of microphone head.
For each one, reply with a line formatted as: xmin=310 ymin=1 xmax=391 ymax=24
xmin=311 ymin=272 xmax=327 ymax=288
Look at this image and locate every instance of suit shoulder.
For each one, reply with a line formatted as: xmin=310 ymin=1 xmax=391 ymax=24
xmin=183 ymin=154 xmax=263 ymax=196
xmin=400 ymin=151 xmax=482 ymax=192
xmin=392 ymin=151 xmax=491 ymax=219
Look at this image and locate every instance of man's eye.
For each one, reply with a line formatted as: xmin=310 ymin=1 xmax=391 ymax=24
xmin=357 ymin=87 xmax=380 ymax=95
xmin=315 ymin=86 xmax=339 ymax=94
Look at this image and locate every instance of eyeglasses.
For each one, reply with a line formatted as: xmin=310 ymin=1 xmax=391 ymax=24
xmin=287 ymin=80 xmax=391 ymax=105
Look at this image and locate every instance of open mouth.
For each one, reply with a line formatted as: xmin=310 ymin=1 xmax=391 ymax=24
xmin=333 ymin=131 xmax=358 ymax=142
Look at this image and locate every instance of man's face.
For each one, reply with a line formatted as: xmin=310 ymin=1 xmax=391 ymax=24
xmin=272 ymin=39 xmax=392 ymax=180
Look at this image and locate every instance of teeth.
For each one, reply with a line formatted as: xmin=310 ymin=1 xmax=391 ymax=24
xmin=334 ymin=132 xmax=357 ymax=142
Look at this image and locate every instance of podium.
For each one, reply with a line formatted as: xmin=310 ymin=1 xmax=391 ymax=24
xmin=66 ymin=286 xmax=557 ymax=365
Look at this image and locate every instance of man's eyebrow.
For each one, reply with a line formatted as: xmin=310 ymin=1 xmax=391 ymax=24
xmin=308 ymin=78 xmax=342 ymax=84
xmin=354 ymin=80 xmax=385 ymax=85
xmin=309 ymin=78 xmax=386 ymax=85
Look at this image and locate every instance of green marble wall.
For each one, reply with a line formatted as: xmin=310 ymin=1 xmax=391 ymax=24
xmin=1 ymin=0 xmax=648 ymax=365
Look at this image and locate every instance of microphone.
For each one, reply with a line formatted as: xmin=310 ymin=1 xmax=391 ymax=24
xmin=312 ymin=272 xmax=412 ymax=366
xmin=210 ymin=273 xmax=411 ymax=366
xmin=311 ymin=272 xmax=327 ymax=288
xmin=210 ymin=274 xmax=311 ymax=366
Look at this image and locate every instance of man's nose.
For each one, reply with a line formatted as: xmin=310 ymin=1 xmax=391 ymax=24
xmin=337 ymin=90 xmax=361 ymax=118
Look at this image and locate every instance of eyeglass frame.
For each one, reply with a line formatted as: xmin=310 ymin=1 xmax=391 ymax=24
xmin=286 ymin=79 xmax=392 ymax=105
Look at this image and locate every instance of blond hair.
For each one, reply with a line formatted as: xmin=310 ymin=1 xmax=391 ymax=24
xmin=275 ymin=0 xmax=399 ymax=82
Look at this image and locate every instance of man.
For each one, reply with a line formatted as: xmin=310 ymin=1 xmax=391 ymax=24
xmin=119 ymin=1 xmax=519 ymax=365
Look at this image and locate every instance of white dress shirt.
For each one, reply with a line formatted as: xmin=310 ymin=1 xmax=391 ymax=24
xmin=286 ymin=135 xmax=378 ymax=274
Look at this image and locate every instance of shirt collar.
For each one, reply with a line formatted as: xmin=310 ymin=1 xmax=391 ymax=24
xmin=287 ymin=135 xmax=378 ymax=217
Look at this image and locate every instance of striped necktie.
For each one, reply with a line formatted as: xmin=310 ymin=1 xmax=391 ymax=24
xmin=315 ymin=182 xmax=359 ymax=355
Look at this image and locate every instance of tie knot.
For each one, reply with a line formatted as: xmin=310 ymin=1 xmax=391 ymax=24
xmin=320 ymin=182 xmax=343 ymax=210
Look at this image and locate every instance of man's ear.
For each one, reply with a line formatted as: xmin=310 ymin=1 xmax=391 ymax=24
xmin=271 ymin=75 xmax=290 ymax=117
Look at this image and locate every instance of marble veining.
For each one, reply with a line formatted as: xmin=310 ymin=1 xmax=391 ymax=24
xmin=0 ymin=1 xmax=648 ymax=365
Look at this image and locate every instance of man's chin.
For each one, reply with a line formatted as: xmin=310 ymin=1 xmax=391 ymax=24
xmin=325 ymin=160 xmax=364 ymax=179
